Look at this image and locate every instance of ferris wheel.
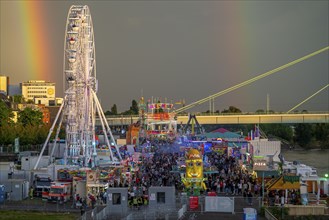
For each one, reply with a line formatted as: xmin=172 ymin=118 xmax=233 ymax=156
xmin=34 ymin=5 xmax=121 ymax=169
xmin=63 ymin=5 xmax=97 ymax=166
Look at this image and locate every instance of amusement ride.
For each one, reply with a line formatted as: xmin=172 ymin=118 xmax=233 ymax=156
xmin=34 ymin=5 xmax=121 ymax=170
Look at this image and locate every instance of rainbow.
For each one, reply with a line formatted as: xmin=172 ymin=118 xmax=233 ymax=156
xmin=18 ymin=1 xmax=51 ymax=81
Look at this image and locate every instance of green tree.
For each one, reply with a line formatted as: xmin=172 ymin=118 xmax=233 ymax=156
xmin=18 ymin=107 xmax=43 ymax=126
xmin=10 ymin=95 xmax=24 ymax=103
xmin=221 ymin=106 xmax=242 ymax=113
xmin=104 ymin=110 xmax=111 ymax=116
xmin=121 ymin=100 xmax=139 ymax=115
xmin=0 ymin=99 xmax=14 ymax=126
xmin=19 ymin=124 xmax=38 ymax=146
xmin=130 ymin=100 xmax=139 ymax=115
xmin=314 ymin=123 xmax=329 ymax=149
xmin=36 ymin=125 xmax=50 ymax=145
xmin=256 ymin=109 xmax=265 ymax=114
xmin=261 ymin=124 xmax=293 ymax=143
xmin=111 ymin=104 xmax=118 ymax=115
xmin=294 ymin=124 xmax=312 ymax=149
xmin=0 ymin=124 xmax=16 ymax=146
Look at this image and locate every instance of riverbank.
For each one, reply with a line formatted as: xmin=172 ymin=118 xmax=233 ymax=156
xmin=281 ymin=148 xmax=329 ymax=177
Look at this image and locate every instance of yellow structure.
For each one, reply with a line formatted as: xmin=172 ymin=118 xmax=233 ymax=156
xmin=267 ymin=176 xmax=300 ymax=190
xmin=182 ymin=149 xmax=206 ymax=192
xmin=0 ymin=75 xmax=9 ymax=95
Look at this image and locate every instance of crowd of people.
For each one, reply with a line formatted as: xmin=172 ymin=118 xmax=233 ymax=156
xmin=102 ymin=143 xmax=261 ymax=209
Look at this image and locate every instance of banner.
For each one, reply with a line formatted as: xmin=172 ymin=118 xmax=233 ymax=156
xmin=283 ymin=175 xmax=300 ymax=183
xmin=205 ymin=196 xmax=234 ymax=213
xmin=14 ymin=138 xmax=20 ymax=153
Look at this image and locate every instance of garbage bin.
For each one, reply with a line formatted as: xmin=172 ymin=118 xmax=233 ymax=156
xmin=243 ymin=208 xmax=257 ymax=220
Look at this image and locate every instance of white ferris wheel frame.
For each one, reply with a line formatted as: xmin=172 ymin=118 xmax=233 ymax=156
xmin=34 ymin=5 xmax=121 ymax=170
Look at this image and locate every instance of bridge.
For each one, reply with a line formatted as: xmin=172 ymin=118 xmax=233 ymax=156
xmin=97 ymin=112 xmax=329 ymax=126
xmin=99 ymin=46 xmax=328 ymax=128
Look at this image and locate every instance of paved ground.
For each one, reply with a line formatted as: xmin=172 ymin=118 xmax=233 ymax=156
xmin=0 ymin=196 xmax=266 ymax=220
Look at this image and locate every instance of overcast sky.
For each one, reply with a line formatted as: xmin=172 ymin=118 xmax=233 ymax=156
xmin=1 ymin=0 xmax=328 ymax=113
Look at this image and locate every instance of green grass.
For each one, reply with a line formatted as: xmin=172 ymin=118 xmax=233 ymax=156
xmin=0 ymin=210 xmax=79 ymax=220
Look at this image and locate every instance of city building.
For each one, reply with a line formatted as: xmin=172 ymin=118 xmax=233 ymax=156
xmin=8 ymin=84 xmax=21 ymax=96
xmin=21 ymin=80 xmax=56 ymax=106
xmin=0 ymin=75 xmax=9 ymax=95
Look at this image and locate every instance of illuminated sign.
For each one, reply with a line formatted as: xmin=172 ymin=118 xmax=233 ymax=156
xmin=253 ymin=159 xmax=268 ymax=171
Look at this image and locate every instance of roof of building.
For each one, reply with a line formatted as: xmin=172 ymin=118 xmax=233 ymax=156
xmin=266 ymin=175 xmax=300 ymax=190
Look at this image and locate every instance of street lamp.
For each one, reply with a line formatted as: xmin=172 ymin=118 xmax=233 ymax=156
xmin=325 ymin=173 xmax=328 ymax=178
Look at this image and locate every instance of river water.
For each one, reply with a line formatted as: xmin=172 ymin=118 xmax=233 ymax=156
xmin=281 ymin=149 xmax=329 ymax=177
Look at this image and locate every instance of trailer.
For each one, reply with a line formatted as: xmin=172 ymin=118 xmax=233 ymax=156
xmin=48 ymin=181 xmax=72 ymax=203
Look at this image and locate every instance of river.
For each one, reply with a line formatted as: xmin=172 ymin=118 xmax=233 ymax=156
xmin=281 ymin=149 xmax=329 ymax=177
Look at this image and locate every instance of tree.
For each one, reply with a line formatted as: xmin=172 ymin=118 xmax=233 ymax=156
xmin=111 ymin=104 xmax=118 ymax=115
xmin=36 ymin=124 xmax=50 ymax=145
xmin=130 ymin=100 xmax=139 ymax=115
xmin=261 ymin=124 xmax=293 ymax=143
xmin=10 ymin=95 xmax=24 ymax=104
xmin=18 ymin=124 xmax=38 ymax=146
xmin=104 ymin=110 xmax=111 ymax=116
xmin=0 ymin=124 xmax=16 ymax=146
xmin=313 ymin=123 xmax=329 ymax=149
xmin=294 ymin=124 xmax=312 ymax=149
xmin=0 ymin=99 xmax=14 ymax=126
xmin=18 ymin=107 xmax=43 ymax=126
xmin=221 ymin=106 xmax=242 ymax=113
xmin=256 ymin=109 xmax=265 ymax=114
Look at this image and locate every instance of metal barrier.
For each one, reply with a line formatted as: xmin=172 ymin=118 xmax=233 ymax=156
xmin=178 ymin=204 xmax=187 ymax=219
xmin=204 ymin=196 xmax=235 ymax=213
xmin=85 ymin=194 xmax=263 ymax=219
xmin=184 ymin=195 xmax=261 ymax=214
xmin=265 ymin=208 xmax=278 ymax=220
xmin=86 ymin=203 xmax=183 ymax=220
xmin=233 ymin=196 xmax=262 ymax=213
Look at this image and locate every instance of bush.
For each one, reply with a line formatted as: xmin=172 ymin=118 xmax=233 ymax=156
xmin=259 ymin=206 xmax=265 ymax=216
xmin=267 ymin=206 xmax=289 ymax=220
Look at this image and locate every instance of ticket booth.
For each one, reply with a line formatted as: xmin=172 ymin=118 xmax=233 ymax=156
xmin=107 ymin=187 xmax=128 ymax=215
xmin=148 ymin=186 xmax=176 ymax=209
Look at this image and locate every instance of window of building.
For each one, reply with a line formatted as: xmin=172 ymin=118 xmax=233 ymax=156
xmin=112 ymin=193 xmax=121 ymax=205
xmin=157 ymin=192 xmax=165 ymax=204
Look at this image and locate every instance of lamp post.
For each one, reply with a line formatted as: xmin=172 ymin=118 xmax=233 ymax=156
xmin=262 ymin=171 xmax=265 ymax=206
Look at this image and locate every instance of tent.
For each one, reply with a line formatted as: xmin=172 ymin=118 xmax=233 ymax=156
xmin=267 ymin=176 xmax=300 ymax=190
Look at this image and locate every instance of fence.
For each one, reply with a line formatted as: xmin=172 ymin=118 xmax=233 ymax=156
xmin=81 ymin=202 xmax=185 ymax=220
xmin=80 ymin=194 xmax=262 ymax=220
xmin=0 ymin=145 xmax=44 ymax=153
xmin=232 ymin=196 xmax=262 ymax=213
xmin=178 ymin=204 xmax=187 ymax=219
xmin=265 ymin=208 xmax=278 ymax=220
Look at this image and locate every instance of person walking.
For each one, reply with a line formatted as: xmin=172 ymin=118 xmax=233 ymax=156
xmin=247 ymin=190 xmax=253 ymax=205
xmin=29 ymin=186 xmax=34 ymax=200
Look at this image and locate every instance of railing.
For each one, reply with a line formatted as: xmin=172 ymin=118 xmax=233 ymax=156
xmin=178 ymin=204 xmax=187 ymax=219
xmin=98 ymin=112 xmax=329 ymax=125
xmin=265 ymin=208 xmax=278 ymax=220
